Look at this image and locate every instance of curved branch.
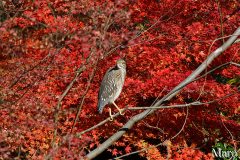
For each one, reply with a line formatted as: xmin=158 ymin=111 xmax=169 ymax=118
xmin=85 ymin=27 xmax=240 ymax=159
xmin=128 ymin=91 xmax=238 ymax=110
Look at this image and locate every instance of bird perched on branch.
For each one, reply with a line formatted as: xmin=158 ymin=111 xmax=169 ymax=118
xmin=97 ymin=58 xmax=126 ymax=121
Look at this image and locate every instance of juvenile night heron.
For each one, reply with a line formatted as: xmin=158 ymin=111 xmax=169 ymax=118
xmin=97 ymin=58 xmax=126 ymax=120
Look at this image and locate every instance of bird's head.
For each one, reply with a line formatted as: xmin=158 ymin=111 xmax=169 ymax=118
xmin=116 ymin=59 xmax=126 ymax=69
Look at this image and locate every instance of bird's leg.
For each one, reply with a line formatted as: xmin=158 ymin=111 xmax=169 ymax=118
xmin=108 ymin=108 xmax=114 ymax=121
xmin=112 ymin=102 xmax=124 ymax=115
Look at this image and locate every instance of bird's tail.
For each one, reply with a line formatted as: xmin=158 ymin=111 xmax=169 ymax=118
xmin=98 ymin=102 xmax=104 ymax=114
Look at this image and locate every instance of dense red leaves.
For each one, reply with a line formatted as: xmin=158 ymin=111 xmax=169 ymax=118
xmin=171 ymin=147 xmax=214 ymax=160
xmin=0 ymin=0 xmax=239 ymax=159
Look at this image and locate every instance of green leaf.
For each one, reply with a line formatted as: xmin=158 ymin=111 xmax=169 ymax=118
xmin=227 ymin=78 xmax=240 ymax=85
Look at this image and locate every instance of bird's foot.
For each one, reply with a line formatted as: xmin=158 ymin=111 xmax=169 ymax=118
xmin=119 ymin=109 xmax=125 ymax=115
xmin=113 ymin=102 xmax=125 ymax=116
xmin=109 ymin=108 xmax=114 ymax=121
xmin=109 ymin=115 xmax=114 ymax=121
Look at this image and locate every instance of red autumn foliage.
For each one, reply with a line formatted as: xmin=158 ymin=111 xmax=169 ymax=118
xmin=0 ymin=0 xmax=239 ymax=159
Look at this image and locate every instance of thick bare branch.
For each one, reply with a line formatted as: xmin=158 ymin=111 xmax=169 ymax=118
xmin=85 ymin=27 xmax=240 ymax=159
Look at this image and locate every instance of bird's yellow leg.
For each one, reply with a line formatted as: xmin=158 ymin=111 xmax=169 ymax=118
xmin=112 ymin=102 xmax=124 ymax=115
xmin=109 ymin=108 xmax=113 ymax=121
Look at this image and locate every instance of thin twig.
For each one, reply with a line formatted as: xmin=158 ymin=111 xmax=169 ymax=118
xmin=52 ymin=64 xmax=87 ymax=147
xmin=216 ymin=0 xmax=225 ymax=43
xmin=9 ymin=49 xmax=58 ymax=88
xmin=143 ymin=121 xmax=165 ymax=134
xmin=220 ymin=118 xmax=236 ymax=151
xmin=76 ymin=111 xmax=125 ymax=138
xmin=104 ymin=1 xmax=181 ymax=57
xmin=71 ymin=58 xmax=99 ymax=132
xmin=128 ymin=91 xmax=238 ymax=110
xmin=75 ymin=89 xmax=168 ymax=137
xmin=114 ymin=142 xmax=163 ymax=160
xmin=171 ymin=106 xmax=189 ymax=140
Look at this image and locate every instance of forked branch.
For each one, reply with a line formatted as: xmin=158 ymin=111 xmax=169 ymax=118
xmin=85 ymin=27 xmax=240 ymax=159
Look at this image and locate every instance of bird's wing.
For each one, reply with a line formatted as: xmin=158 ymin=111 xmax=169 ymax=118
xmin=98 ymin=66 xmax=119 ymax=113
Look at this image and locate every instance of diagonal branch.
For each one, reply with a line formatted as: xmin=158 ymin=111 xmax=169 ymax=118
xmin=115 ymin=107 xmax=189 ymax=160
xmin=71 ymin=59 xmax=99 ymax=132
xmin=52 ymin=50 xmax=96 ymax=148
xmin=52 ymin=64 xmax=86 ymax=147
xmin=9 ymin=48 xmax=58 ymax=88
xmin=76 ymin=111 xmax=123 ymax=137
xmin=85 ymin=27 xmax=240 ymax=159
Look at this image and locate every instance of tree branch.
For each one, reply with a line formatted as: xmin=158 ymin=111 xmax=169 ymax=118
xmin=127 ymin=91 xmax=238 ymax=110
xmin=76 ymin=111 xmax=124 ymax=137
xmin=71 ymin=59 xmax=99 ymax=133
xmin=51 ymin=50 xmax=95 ymax=148
xmin=9 ymin=48 xmax=59 ymax=88
xmin=114 ymin=107 xmax=189 ymax=159
xmin=52 ymin=64 xmax=86 ymax=147
xmin=74 ymin=88 xmax=237 ymax=139
xmin=85 ymin=27 xmax=240 ymax=159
